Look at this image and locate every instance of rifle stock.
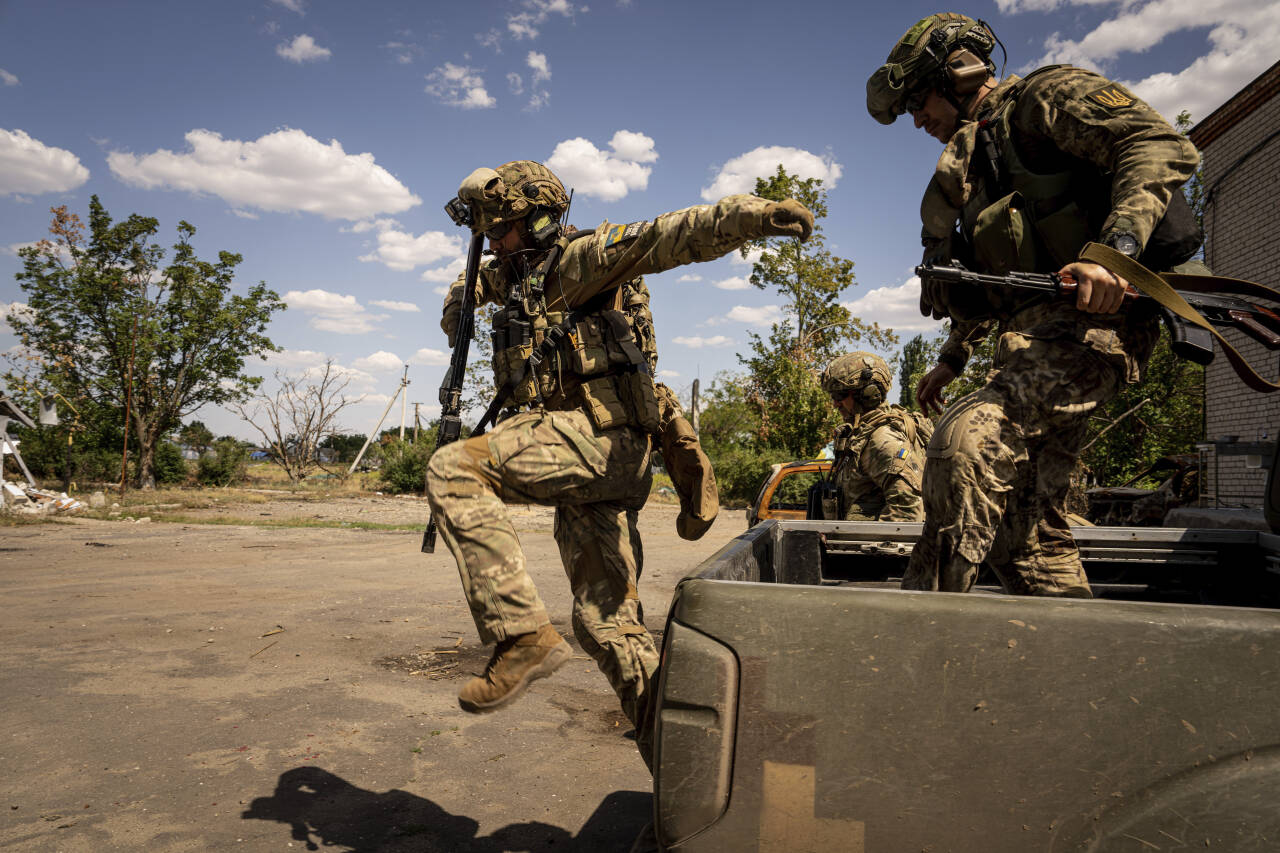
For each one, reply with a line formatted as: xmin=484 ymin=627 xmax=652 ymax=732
xmin=422 ymin=232 xmax=485 ymax=554
xmin=916 ymin=263 xmax=1280 ymax=367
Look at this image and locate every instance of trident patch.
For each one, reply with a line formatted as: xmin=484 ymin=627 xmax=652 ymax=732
xmin=1087 ymin=85 xmax=1134 ymax=110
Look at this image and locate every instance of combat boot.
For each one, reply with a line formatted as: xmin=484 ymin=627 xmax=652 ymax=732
xmin=458 ymin=623 xmax=571 ymax=713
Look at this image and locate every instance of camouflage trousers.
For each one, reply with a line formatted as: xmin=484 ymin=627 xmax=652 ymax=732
xmin=903 ymin=312 xmax=1155 ymax=597
xmin=425 ymin=408 xmax=659 ymax=739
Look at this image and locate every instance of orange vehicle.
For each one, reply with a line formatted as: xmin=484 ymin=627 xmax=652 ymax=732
xmin=745 ymin=459 xmax=832 ymax=527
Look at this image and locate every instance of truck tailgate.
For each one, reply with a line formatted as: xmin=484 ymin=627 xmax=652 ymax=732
xmin=654 ymin=579 xmax=1280 ymax=852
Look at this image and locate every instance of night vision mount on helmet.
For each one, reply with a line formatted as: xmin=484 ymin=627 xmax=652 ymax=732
xmin=866 ymin=13 xmax=1001 ymax=125
xmin=446 ymin=160 xmax=570 ymax=250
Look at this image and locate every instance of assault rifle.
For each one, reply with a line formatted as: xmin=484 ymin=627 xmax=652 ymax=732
xmin=421 ymin=229 xmax=485 ymax=554
xmin=917 ymin=264 xmax=1280 ymax=367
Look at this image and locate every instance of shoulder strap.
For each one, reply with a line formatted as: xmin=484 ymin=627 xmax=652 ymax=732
xmin=1080 ymin=243 xmax=1280 ymax=393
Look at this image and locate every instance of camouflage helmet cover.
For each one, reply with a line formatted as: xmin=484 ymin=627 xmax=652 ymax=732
xmin=866 ymin=13 xmax=995 ymax=125
xmin=456 ymin=160 xmax=569 ymax=234
xmin=821 ymin=352 xmax=892 ymax=396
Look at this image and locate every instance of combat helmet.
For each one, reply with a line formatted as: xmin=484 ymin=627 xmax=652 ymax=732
xmin=866 ymin=13 xmax=996 ymax=125
xmin=821 ymin=352 xmax=892 ymax=409
xmin=455 ymin=160 xmax=569 ymax=236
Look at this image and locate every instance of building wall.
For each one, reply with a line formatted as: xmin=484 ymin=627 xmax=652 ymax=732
xmin=1197 ymin=78 xmax=1280 ymax=506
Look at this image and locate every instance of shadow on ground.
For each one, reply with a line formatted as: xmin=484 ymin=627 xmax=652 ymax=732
xmin=243 ymin=766 xmax=650 ymax=852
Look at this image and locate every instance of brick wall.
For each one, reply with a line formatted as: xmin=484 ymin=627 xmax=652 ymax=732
xmin=1193 ymin=63 xmax=1280 ymax=506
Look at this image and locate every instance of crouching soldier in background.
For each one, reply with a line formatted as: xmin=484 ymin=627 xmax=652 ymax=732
xmin=818 ymin=352 xmax=931 ymax=522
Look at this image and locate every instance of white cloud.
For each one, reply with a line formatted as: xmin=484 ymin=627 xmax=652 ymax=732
xmin=841 ymin=276 xmax=944 ymax=336
xmin=230 ymin=209 xmax=260 ymax=220
xmin=432 ymin=285 xmax=451 ymax=296
xmin=425 ymin=63 xmax=496 ymax=109
xmin=1021 ymin=0 xmax=1279 ymax=123
xmin=713 ymin=276 xmax=751 ymax=291
xmin=702 ymin=146 xmax=843 ymax=201
xmin=265 ymin=348 xmax=330 ymax=370
xmin=546 ymin=130 xmax=657 ymax=201
xmin=384 ymin=40 xmax=422 ymax=64
xmin=732 ymin=246 xmax=763 ymax=267
xmin=422 ymin=257 xmax=466 ymax=283
xmin=284 ymin=289 xmax=387 ymax=335
xmin=358 ymin=226 xmax=462 ymax=272
xmin=271 ymin=0 xmax=306 ymax=13
xmin=0 ymin=69 xmax=18 ymax=87
xmin=410 ymin=348 xmax=450 ymax=366
xmin=672 ymin=335 xmax=733 ymax=348
xmin=528 ymin=51 xmax=551 ymax=83
xmin=526 ymin=51 xmax=551 ymax=110
xmin=352 ymin=351 xmax=405 ymax=372
xmin=369 ymin=300 xmax=420 ymax=312
xmin=0 ymin=129 xmax=90 ymax=196
xmin=508 ymin=72 xmax=525 ymax=95
xmin=2 ymin=301 xmax=32 ymax=327
xmin=478 ymin=29 xmax=503 ymax=52
xmin=657 ymin=369 xmax=681 ymax=379
xmin=677 ymin=273 xmax=702 ymax=282
xmin=107 ymin=128 xmax=420 ymax=220
xmin=726 ymin=305 xmax=783 ymax=327
xmin=508 ymin=0 xmax=580 ymax=40
xmin=344 ymin=217 xmax=401 ymax=234
xmin=277 ymin=34 xmax=331 ymax=63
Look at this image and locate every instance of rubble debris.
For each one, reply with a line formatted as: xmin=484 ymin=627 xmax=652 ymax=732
xmin=0 ymin=481 xmax=85 ymax=515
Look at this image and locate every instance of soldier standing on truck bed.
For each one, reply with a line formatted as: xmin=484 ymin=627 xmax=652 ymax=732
xmin=865 ymin=13 xmax=1204 ymax=596
xmin=819 ymin=351 xmax=930 ymax=522
xmin=426 ymin=159 xmax=813 ymax=769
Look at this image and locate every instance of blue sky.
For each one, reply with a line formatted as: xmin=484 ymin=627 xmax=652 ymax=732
xmin=2 ymin=0 xmax=1276 ymax=440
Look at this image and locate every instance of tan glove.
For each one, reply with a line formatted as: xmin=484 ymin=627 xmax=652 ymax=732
xmin=655 ymin=383 xmax=718 ymax=540
xmin=763 ymin=198 xmax=814 ymax=242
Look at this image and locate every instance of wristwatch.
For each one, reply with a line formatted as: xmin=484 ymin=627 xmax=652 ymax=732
xmin=1104 ymin=231 xmax=1140 ymax=258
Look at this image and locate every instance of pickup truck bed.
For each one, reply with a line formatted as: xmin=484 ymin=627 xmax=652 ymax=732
xmin=652 ymin=521 xmax=1280 ymax=852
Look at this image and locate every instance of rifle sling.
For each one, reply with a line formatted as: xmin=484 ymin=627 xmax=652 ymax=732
xmin=1080 ymin=242 xmax=1280 ymax=393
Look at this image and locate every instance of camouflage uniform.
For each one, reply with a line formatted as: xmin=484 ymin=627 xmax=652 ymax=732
xmin=820 ymin=352 xmax=929 ymax=522
xmin=832 ymin=405 xmax=929 ymax=521
xmin=428 ymin=182 xmax=810 ymax=756
xmin=897 ymin=65 xmax=1198 ymax=596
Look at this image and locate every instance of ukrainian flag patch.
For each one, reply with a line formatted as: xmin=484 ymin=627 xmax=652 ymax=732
xmin=895 ymin=447 xmax=908 ymax=459
xmin=603 ymin=221 xmax=645 ymax=248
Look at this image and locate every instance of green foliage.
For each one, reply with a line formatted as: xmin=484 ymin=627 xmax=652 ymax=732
xmin=692 ymin=373 xmax=801 ymax=506
xmin=153 ymin=441 xmax=189 ymax=485
xmin=178 ymin=421 xmax=214 ymax=455
xmin=1174 ymin=111 xmax=1206 ymax=237
xmin=1079 ymin=331 xmax=1204 ymax=487
xmin=197 ymin=438 xmax=249 ymax=487
xmin=8 ymin=197 xmax=284 ymax=490
xmin=896 ymin=335 xmax=932 ymax=409
xmin=378 ymin=438 xmax=434 ymax=494
xmin=734 ymin=166 xmax=897 ymax=460
xmin=320 ymin=433 xmax=367 ymax=463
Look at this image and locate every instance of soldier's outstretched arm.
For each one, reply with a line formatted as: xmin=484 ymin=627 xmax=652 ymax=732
xmin=548 ymin=194 xmax=813 ymax=310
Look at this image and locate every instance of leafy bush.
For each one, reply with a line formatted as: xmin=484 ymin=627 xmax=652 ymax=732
xmin=705 ymin=444 xmax=795 ymax=508
xmin=153 ymin=441 xmax=190 ymax=485
xmin=197 ymin=438 xmax=249 ymax=486
xmin=378 ymin=438 xmax=432 ymax=494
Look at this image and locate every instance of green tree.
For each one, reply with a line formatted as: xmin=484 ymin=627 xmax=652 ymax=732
xmin=1174 ymin=111 xmax=1206 ymax=237
xmin=1079 ymin=331 xmax=1204 ymax=488
xmin=897 ymin=334 xmax=933 ymax=410
xmin=9 ymin=197 xmax=284 ymax=489
xmin=737 ymin=166 xmax=897 ymax=458
xmin=178 ymin=420 xmax=214 ymax=455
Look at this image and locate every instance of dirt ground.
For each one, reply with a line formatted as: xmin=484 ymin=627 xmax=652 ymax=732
xmin=0 ymin=495 xmax=747 ymax=852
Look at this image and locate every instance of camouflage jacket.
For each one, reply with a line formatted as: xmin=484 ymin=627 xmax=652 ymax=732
xmin=833 ymin=404 xmax=930 ymax=522
xmin=443 ymin=194 xmax=792 ymax=339
xmin=922 ymin=66 xmax=1197 ymax=372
